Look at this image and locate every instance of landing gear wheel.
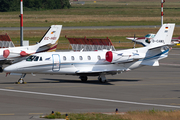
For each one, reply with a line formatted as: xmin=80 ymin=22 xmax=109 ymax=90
xmin=16 ymin=74 xmax=27 ymax=84
xmin=16 ymin=78 xmax=26 ymax=84
xmin=0 ymin=67 xmax=3 ymax=72
xmin=80 ymin=76 xmax=88 ymax=82
xmin=98 ymin=76 xmax=107 ymax=83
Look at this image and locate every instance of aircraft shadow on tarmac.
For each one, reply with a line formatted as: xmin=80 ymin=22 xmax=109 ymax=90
xmin=40 ymin=78 xmax=141 ymax=85
xmin=0 ymin=78 xmax=140 ymax=85
xmin=172 ymin=90 xmax=180 ymax=92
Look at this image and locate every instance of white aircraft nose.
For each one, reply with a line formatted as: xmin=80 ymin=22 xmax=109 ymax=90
xmin=4 ymin=65 xmax=17 ymax=72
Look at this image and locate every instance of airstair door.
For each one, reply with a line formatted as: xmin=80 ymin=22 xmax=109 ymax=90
xmin=52 ymin=54 xmax=60 ymax=72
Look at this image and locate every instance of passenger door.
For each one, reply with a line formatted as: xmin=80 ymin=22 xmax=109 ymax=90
xmin=52 ymin=54 xmax=60 ymax=72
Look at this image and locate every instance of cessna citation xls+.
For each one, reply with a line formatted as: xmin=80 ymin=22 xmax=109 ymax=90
xmin=4 ymin=24 xmax=175 ymax=83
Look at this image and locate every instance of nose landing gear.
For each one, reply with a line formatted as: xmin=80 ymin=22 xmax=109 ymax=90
xmin=16 ymin=74 xmax=26 ymax=84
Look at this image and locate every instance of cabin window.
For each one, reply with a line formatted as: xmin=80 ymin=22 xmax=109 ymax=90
xmin=63 ymin=56 xmax=66 ymax=61
xmin=79 ymin=56 xmax=83 ymax=60
xmin=26 ymin=55 xmax=36 ymax=61
xmin=97 ymin=55 xmax=101 ymax=60
xmin=87 ymin=56 xmax=91 ymax=60
xmin=34 ymin=56 xmax=39 ymax=61
xmin=71 ymin=56 xmax=75 ymax=60
xmin=39 ymin=57 xmax=43 ymax=61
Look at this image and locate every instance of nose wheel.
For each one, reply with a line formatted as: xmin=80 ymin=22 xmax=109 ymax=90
xmin=16 ymin=74 xmax=26 ymax=84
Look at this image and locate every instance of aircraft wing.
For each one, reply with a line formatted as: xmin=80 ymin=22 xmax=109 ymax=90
xmin=75 ymin=69 xmax=126 ymax=76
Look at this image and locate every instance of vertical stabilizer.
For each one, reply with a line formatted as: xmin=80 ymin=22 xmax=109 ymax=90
xmin=38 ymin=25 xmax=62 ymax=47
xmin=35 ymin=25 xmax=62 ymax=53
xmin=148 ymin=23 xmax=175 ymax=49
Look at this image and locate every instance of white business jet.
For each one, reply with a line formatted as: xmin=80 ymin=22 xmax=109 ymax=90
xmin=4 ymin=24 xmax=175 ymax=84
xmin=127 ymin=33 xmax=180 ymax=47
xmin=0 ymin=25 xmax=62 ymax=72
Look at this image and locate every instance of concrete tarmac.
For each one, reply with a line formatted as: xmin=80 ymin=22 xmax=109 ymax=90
xmin=0 ymin=49 xmax=180 ymax=120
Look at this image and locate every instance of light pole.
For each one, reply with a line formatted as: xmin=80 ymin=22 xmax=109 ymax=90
xmin=161 ymin=0 xmax=165 ymax=26
xmin=20 ymin=0 xmax=23 ymax=46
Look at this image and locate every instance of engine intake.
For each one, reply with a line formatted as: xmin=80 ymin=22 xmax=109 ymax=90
xmin=106 ymin=51 xmax=133 ymax=63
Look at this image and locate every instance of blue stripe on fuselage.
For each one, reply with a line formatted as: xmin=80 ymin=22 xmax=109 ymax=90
xmin=143 ymin=49 xmax=169 ymax=61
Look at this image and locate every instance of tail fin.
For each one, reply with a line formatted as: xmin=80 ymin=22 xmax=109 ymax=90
xmin=36 ymin=25 xmax=62 ymax=52
xmin=148 ymin=23 xmax=175 ymax=49
xmin=38 ymin=25 xmax=62 ymax=47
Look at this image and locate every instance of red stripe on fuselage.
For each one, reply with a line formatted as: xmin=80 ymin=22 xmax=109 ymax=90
xmin=36 ymin=44 xmax=58 ymax=53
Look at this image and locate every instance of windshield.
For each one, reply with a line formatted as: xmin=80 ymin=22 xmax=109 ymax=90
xmin=34 ymin=56 xmax=39 ymax=61
xmin=144 ymin=34 xmax=151 ymax=38
xmin=26 ymin=55 xmax=36 ymax=61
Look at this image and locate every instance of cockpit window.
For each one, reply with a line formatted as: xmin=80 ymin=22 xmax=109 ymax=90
xmin=39 ymin=57 xmax=42 ymax=61
xmin=34 ymin=56 xmax=39 ymax=61
xmin=144 ymin=34 xmax=151 ymax=38
xmin=26 ymin=55 xmax=36 ymax=61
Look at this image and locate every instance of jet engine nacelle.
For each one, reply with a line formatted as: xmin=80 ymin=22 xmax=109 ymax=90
xmin=3 ymin=49 xmax=29 ymax=58
xmin=3 ymin=49 xmax=10 ymax=58
xmin=106 ymin=51 xmax=133 ymax=63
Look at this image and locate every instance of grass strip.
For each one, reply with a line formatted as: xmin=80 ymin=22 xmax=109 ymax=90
xmin=42 ymin=110 xmax=180 ymax=120
xmin=1 ymin=28 xmax=180 ymax=49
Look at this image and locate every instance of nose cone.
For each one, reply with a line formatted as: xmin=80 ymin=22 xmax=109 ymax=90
xmin=4 ymin=64 xmax=18 ymax=73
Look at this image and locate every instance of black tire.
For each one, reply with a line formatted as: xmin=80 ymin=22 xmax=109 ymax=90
xmin=99 ymin=77 xmax=106 ymax=83
xmin=80 ymin=76 xmax=88 ymax=82
xmin=0 ymin=67 xmax=3 ymax=72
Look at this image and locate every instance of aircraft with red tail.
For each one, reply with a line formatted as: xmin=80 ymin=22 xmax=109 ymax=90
xmin=0 ymin=25 xmax=62 ymax=72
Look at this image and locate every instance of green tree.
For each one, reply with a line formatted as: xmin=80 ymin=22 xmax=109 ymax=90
xmin=0 ymin=0 xmax=19 ymax=12
xmin=0 ymin=0 xmax=71 ymax=12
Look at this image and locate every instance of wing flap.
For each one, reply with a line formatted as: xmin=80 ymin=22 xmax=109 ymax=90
xmin=75 ymin=68 xmax=127 ymax=75
xmin=141 ymin=60 xmax=159 ymax=66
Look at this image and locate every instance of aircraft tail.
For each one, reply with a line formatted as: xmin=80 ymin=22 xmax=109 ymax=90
xmin=140 ymin=24 xmax=175 ymax=66
xmin=148 ymin=23 xmax=175 ymax=49
xmin=37 ymin=25 xmax=62 ymax=52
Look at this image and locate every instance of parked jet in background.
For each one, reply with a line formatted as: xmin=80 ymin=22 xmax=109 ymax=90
xmin=127 ymin=33 xmax=180 ymax=47
xmin=4 ymin=24 xmax=175 ymax=84
xmin=0 ymin=25 xmax=62 ymax=72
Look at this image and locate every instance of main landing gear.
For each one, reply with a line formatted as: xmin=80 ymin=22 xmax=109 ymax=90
xmin=98 ymin=74 xmax=107 ymax=83
xmin=79 ymin=74 xmax=107 ymax=83
xmin=79 ymin=76 xmax=88 ymax=82
xmin=0 ymin=67 xmax=3 ymax=73
xmin=16 ymin=74 xmax=27 ymax=84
